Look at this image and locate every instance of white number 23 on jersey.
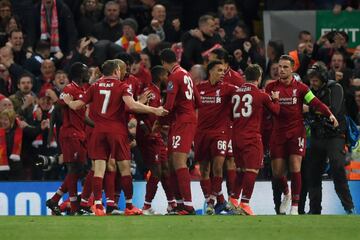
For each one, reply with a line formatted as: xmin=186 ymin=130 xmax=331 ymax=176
xmin=232 ymin=93 xmax=253 ymax=118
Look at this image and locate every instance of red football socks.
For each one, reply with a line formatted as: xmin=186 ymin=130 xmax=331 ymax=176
xmin=67 ymin=173 xmax=79 ymax=213
xmin=80 ymin=170 xmax=94 ymax=206
xmin=121 ymin=175 xmax=133 ymax=209
xmin=212 ymin=176 xmax=225 ymax=204
xmin=240 ymin=171 xmax=257 ymax=204
xmin=273 ymin=176 xmax=289 ymax=195
xmin=176 ymin=168 xmax=192 ymax=206
xmin=93 ymin=176 xmax=104 ymax=206
xmin=145 ymin=175 xmax=159 ymax=205
xmin=161 ymin=175 xmax=175 ymax=203
xmin=200 ymin=178 xmax=211 ymax=201
xmin=170 ymin=171 xmax=182 ymax=201
xmin=291 ymin=172 xmax=302 ymax=206
xmin=51 ymin=175 xmax=70 ymax=203
xmin=231 ymin=171 xmax=244 ymax=199
xmin=226 ymin=169 xmax=236 ymax=196
xmin=104 ymin=171 xmax=116 ymax=207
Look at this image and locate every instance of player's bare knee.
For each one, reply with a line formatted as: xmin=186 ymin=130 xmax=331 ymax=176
xmin=106 ymin=159 xmax=116 ymax=172
xmin=117 ymin=160 xmax=131 ymax=176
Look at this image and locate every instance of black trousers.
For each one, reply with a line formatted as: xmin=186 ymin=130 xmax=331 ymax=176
xmin=308 ymin=137 xmax=354 ymax=214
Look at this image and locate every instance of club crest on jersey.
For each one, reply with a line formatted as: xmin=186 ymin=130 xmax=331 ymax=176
xmin=292 ymin=89 xmax=297 ymax=97
xmin=167 ymin=81 xmax=174 ymax=91
xmin=216 ymin=89 xmax=221 ymax=96
xmin=127 ymin=85 xmax=133 ymax=95
xmin=200 ymin=91 xmax=205 ymax=95
xmin=292 ymin=89 xmax=297 ymax=104
xmin=215 ymin=89 xmax=221 ymax=103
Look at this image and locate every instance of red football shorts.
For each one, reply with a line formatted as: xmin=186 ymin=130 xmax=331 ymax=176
xmin=233 ymin=136 xmax=264 ymax=169
xmin=194 ymin=131 xmax=228 ymax=162
xmin=138 ymin=136 xmax=167 ymax=167
xmin=88 ymin=131 xmax=131 ymax=161
xmin=270 ymin=127 xmax=306 ymax=158
xmin=60 ymin=136 xmax=87 ymax=164
xmin=168 ymin=122 xmax=196 ymax=154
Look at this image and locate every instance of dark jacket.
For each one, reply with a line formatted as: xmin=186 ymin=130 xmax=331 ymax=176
xmin=310 ymin=80 xmax=347 ymax=138
xmin=1 ymin=121 xmax=42 ymax=180
xmin=181 ymin=31 xmax=222 ymax=70
xmin=92 ymin=19 xmax=123 ymax=42
xmin=142 ymin=20 xmax=182 ymax=43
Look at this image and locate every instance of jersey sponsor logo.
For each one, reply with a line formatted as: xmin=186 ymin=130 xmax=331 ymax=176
xmin=279 ymin=97 xmax=297 ymax=105
xmin=167 ymin=81 xmax=174 ymax=91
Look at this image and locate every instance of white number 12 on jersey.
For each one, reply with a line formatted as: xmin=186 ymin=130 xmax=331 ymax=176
xmin=100 ymin=90 xmax=111 ymax=114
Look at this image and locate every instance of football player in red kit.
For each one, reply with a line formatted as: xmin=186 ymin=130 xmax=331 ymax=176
xmin=159 ymin=49 xmax=200 ymax=215
xmin=231 ymin=64 xmax=280 ymax=215
xmin=63 ymin=59 xmax=168 ymax=216
xmin=138 ymin=66 xmax=175 ymax=215
xmin=208 ymin=48 xmax=244 ymax=203
xmin=195 ymin=60 xmax=238 ymax=214
xmin=46 ymin=62 xmax=91 ymax=215
xmin=266 ymin=55 xmax=338 ymax=215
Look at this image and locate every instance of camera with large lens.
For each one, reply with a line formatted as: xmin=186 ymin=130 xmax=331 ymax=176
xmin=35 ymin=154 xmax=58 ymax=171
xmin=306 ymin=113 xmax=340 ymax=138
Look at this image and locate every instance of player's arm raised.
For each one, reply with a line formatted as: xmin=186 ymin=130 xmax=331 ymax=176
xmin=123 ymin=95 xmax=168 ymax=116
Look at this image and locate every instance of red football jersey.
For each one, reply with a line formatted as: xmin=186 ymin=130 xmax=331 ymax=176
xmin=137 ymin=83 xmax=161 ymax=134
xmin=197 ymin=80 xmax=237 ymax=133
xmin=59 ymin=82 xmax=86 ymax=139
xmin=265 ymin=78 xmax=311 ymax=132
xmin=223 ymin=67 xmax=245 ymax=87
xmin=134 ymin=66 xmax=152 ymax=91
xmin=125 ymin=74 xmax=141 ymax=99
xmin=232 ymin=82 xmax=280 ymax=139
xmin=163 ymin=64 xmax=199 ymax=123
xmin=81 ymin=77 xmax=132 ymax=134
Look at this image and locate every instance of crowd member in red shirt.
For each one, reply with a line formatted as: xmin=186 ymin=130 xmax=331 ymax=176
xmin=46 ymin=62 xmax=90 ymax=215
xmin=230 ymin=64 xmax=280 ymax=215
xmin=159 ymin=49 xmax=200 ymax=215
xmin=138 ymin=66 xmax=175 ymax=215
xmin=208 ymin=48 xmax=245 ymax=202
xmin=195 ymin=60 xmax=237 ymax=215
xmin=63 ymin=59 xmax=168 ymax=216
xmin=265 ymin=55 xmax=338 ymax=215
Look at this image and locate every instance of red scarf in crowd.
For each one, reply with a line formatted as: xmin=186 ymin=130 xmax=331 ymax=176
xmin=0 ymin=120 xmax=23 ymax=171
xmin=40 ymin=0 xmax=60 ymax=53
xmin=32 ymin=105 xmax=57 ymax=148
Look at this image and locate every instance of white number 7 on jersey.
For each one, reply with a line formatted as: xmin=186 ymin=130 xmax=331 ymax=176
xmin=100 ymin=90 xmax=111 ymax=114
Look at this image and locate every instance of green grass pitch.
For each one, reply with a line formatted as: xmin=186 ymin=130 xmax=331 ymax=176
xmin=1 ymin=215 xmax=360 ymax=240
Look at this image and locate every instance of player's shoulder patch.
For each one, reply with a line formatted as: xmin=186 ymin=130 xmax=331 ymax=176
xmin=167 ymin=81 xmax=174 ymax=91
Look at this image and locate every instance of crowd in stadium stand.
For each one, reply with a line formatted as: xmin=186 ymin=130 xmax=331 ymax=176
xmin=0 ymin=0 xmax=359 ymax=215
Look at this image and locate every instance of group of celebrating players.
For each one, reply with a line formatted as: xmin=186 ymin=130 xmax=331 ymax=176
xmin=46 ymin=47 xmax=337 ymax=216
